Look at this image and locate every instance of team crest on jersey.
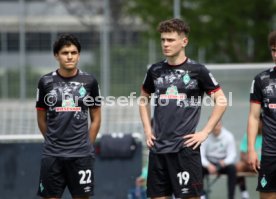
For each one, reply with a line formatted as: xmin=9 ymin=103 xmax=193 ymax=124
xmin=79 ymin=85 xmax=86 ymax=97
xmin=183 ymin=73 xmax=191 ymax=85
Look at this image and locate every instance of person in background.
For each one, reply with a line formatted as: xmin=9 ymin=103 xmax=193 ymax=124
xmin=128 ymin=165 xmax=148 ymax=199
xmin=247 ymin=30 xmax=276 ymax=199
xmin=201 ymin=120 xmax=237 ymax=199
xmin=36 ymin=33 xmax=101 ymax=199
xmin=236 ymin=118 xmax=262 ymax=199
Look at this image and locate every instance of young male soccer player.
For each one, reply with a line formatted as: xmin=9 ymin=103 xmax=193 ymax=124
xmin=139 ymin=18 xmax=227 ymax=199
xmin=36 ymin=33 xmax=101 ymax=199
xmin=247 ymin=30 xmax=276 ymax=199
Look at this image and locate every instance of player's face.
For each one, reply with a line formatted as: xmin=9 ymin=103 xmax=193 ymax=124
xmin=271 ymin=45 xmax=276 ymax=63
xmin=55 ymin=44 xmax=80 ymax=71
xmin=160 ymin=31 xmax=188 ymax=58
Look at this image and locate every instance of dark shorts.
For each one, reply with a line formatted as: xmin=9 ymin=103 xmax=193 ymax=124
xmin=147 ymin=147 xmax=203 ymax=198
xmin=37 ymin=156 xmax=94 ymax=198
xmin=257 ymin=155 xmax=276 ymax=192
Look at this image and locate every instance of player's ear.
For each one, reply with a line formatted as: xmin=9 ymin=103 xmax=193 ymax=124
xmin=182 ymin=36 xmax=188 ymax=48
xmin=54 ymin=53 xmax=59 ymax=61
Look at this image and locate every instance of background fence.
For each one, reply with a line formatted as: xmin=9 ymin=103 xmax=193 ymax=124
xmin=0 ymin=1 xmax=274 ymax=199
xmin=0 ymin=64 xmax=271 ymax=140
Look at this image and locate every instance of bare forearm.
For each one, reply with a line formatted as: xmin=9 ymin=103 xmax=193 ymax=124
xmin=89 ymin=107 xmax=101 ymax=143
xmin=38 ymin=122 xmax=47 ymax=137
xmin=247 ymin=115 xmax=259 ymax=152
xmin=247 ymin=103 xmax=261 ymax=152
xmin=89 ymin=121 xmax=101 ymax=143
xmin=37 ymin=110 xmax=47 ymax=138
xmin=202 ymin=90 xmax=227 ymax=134
xmin=139 ymin=98 xmax=152 ymax=135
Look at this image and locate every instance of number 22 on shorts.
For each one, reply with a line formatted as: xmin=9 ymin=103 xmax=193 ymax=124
xmin=78 ymin=169 xmax=92 ymax=184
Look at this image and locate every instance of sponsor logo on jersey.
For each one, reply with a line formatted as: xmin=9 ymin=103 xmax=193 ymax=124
xmin=56 ymin=95 xmax=82 ymax=112
xmin=160 ymin=85 xmax=187 ymax=100
xmin=166 ymin=85 xmax=178 ymax=95
xmin=269 ymin=103 xmax=276 ymax=109
xmin=250 ymin=80 xmax=255 ymax=94
xmin=208 ymin=73 xmax=218 ymax=86
xmin=36 ymin=88 xmax=39 ymax=102
xmin=55 ymin=107 xmax=81 ymax=112
xmin=160 ymin=93 xmax=187 ymax=100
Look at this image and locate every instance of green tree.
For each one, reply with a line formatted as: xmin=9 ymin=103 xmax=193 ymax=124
xmin=125 ymin=0 xmax=276 ymax=63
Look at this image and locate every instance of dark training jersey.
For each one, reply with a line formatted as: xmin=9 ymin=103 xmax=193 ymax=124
xmin=36 ymin=70 xmax=101 ymax=158
xmin=142 ymin=58 xmax=220 ymax=153
xmin=250 ymin=66 xmax=276 ymax=156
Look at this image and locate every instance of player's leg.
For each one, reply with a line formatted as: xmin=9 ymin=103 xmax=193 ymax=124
xmin=37 ymin=157 xmax=65 ymax=199
xmin=260 ymin=192 xmax=276 ymax=199
xmin=236 ymin=161 xmax=251 ymax=198
xmin=42 ymin=198 xmax=60 ymax=199
xmin=147 ymin=152 xmax=173 ymax=199
xmin=72 ymin=197 xmax=90 ymax=199
xmin=65 ymin=156 xmax=94 ymax=199
xmin=167 ymin=147 xmax=203 ymax=199
xmin=257 ymin=156 xmax=276 ymax=199
xmin=219 ymin=164 xmax=236 ymax=199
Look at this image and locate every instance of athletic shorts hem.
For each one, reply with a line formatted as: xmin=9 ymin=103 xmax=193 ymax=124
xmin=174 ymin=193 xmax=201 ymax=198
xmin=37 ymin=193 xmax=62 ymax=198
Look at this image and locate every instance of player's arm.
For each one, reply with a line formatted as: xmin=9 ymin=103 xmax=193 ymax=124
xmin=247 ymin=102 xmax=261 ymax=172
xmin=184 ymin=89 xmax=227 ymax=149
xmin=139 ymin=89 xmax=155 ymax=148
xmin=37 ymin=109 xmax=47 ymax=138
xmin=89 ymin=106 xmax=101 ymax=143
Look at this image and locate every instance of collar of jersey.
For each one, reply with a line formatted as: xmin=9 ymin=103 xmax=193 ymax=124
xmin=166 ymin=57 xmax=188 ymax=67
xmin=56 ymin=69 xmax=79 ymax=79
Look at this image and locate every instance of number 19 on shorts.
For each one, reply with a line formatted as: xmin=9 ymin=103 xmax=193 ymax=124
xmin=177 ymin=171 xmax=190 ymax=185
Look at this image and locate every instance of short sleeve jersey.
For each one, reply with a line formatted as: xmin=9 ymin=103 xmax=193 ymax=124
xmin=142 ymin=58 xmax=220 ymax=153
xmin=250 ymin=67 xmax=276 ymax=156
xmin=36 ymin=69 xmax=101 ymax=157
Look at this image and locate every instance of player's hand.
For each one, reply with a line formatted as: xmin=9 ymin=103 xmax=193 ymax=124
xmin=145 ymin=132 xmax=156 ymax=148
xmin=247 ymin=150 xmax=259 ymax=173
xmin=208 ymin=163 xmax=217 ymax=174
xmin=183 ymin=131 xmax=209 ymax=150
xmin=219 ymin=160 xmax=226 ymax=168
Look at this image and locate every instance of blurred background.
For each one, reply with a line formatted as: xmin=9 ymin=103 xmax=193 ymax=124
xmin=0 ymin=0 xmax=275 ymax=198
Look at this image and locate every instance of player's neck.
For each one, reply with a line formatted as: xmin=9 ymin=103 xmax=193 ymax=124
xmin=167 ymin=52 xmax=187 ymax=66
xmin=58 ymin=68 xmax=78 ymax=78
